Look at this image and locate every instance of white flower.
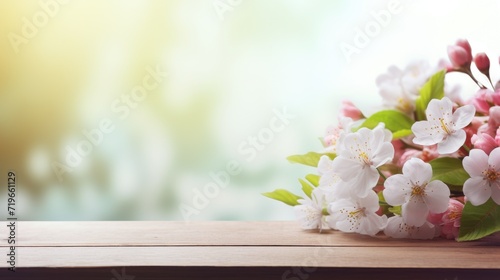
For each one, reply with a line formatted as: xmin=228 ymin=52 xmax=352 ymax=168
xmin=412 ymin=97 xmax=475 ymax=154
xmin=384 ymin=215 xmax=436 ymax=239
xmin=383 ymin=158 xmax=450 ymax=227
xmin=376 ymin=61 xmax=436 ymax=114
xmin=463 ymin=148 xmax=500 ymax=206
xmin=294 ymin=189 xmax=325 ymax=230
xmin=331 ymin=124 xmax=394 ymax=197
xmin=323 ymin=117 xmax=355 ymax=153
xmin=326 ymin=191 xmax=387 ymax=236
xmin=317 ymin=155 xmax=349 ymax=200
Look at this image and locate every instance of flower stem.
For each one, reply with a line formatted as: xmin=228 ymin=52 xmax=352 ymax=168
xmin=458 ymin=68 xmax=487 ymax=89
xmin=400 ymin=138 xmax=423 ymax=150
xmin=378 ymin=168 xmax=387 ymax=181
xmin=462 ymin=144 xmax=471 ymax=153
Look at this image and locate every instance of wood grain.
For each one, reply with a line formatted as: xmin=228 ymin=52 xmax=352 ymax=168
xmin=3 ymin=221 xmax=500 ymax=247
xmin=1 ymin=246 xmax=499 ymax=269
xmin=0 ymin=221 xmax=499 ymax=279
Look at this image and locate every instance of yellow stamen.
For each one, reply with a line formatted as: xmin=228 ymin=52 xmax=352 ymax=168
xmin=348 ymin=208 xmax=365 ymax=218
xmin=359 ymin=152 xmax=370 ymax=164
xmin=440 ymin=118 xmax=452 ymax=134
xmin=411 ymin=186 xmax=425 ymax=196
xmin=397 ymin=98 xmax=411 ymax=113
xmin=484 ymin=169 xmax=500 ymax=182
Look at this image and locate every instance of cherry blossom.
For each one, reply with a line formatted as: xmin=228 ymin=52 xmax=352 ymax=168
xmin=412 ymin=97 xmax=475 ymax=154
xmin=383 ymin=158 xmax=450 ymax=227
xmin=331 ymin=124 xmax=394 ymax=198
xmin=294 ymin=190 xmax=325 ymax=230
xmin=463 ymin=148 xmax=500 ymax=205
xmin=327 ymin=191 xmax=387 ymax=236
xmin=376 ymin=61 xmax=436 ymax=115
xmin=384 ymin=215 xmax=436 ymax=239
xmin=428 ymin=199 xmax=464 ymax=240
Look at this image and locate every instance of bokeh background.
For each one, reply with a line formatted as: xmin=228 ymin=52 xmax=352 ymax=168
xmin=1 ymin=0 xmax=499 ymax=220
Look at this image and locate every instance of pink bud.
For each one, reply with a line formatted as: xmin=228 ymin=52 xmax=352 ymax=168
xmin=472 ymin=133 xmax=498 ymax=155
xmin=472 ymin=89 xmax=492 ymax=114
xmin=339 ymin=100 xmax=363 ymax=120
xmin=474 ymin=52 xmax=490 ymax=74
xmin=447 ymin=45 xmax=469 ymax=68
xmin=455 ymin=39 xmax=473 ymax=62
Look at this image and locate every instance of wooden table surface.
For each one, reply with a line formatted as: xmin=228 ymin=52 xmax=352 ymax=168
xmin=1 ymin=221 xmax=499 ymax=279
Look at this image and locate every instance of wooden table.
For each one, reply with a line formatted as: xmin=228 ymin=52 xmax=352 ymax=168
xmin=1 ymin=221 xmax=499 ymax=279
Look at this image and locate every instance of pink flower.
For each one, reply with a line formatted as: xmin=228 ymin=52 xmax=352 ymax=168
xmin=323 ymin=125 xmax=342 ymax=153
xmin=428 ymin=199 xmax=464 ymax=240
xmin=490 ymin=106 xmax=500 ymax=125
xmin=339 ymin=100 xmax=363 ymax=120
xmin=472 ymin=132 xmax=498 ymax=155
xmin=323 ymin=118 xmax=355 ymax=153
xmin=472 ymin=89 xmax=500 ymax=114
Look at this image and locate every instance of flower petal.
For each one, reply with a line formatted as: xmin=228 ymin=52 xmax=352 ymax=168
xmin=409 ymin=222 xmax=436 ymax=240
xmin=349 ymin=169 xmax=379 ymax=198
xmin=294 ymin=205 xmax=322 ymax=229
xmin=412 ymin=121 xmax=445 ymax=145
xmin=358 ymin=190 xmax=381 ymax=212
xmin=403 ymin=158 xmax=432 ymax=186
xmin=463 ymin=177 xmax=491 ymax=206
xmin=491 ymin=185 xmax=500 ymax=205
xmin=336 ymin=219 xmax=359 ymax=233
xmin=372 ymin=142 xmax=395 ymax=167
xmin=331 ymin=157 xmax=362 ymax=181
xmin=360 ymin=213 xmax=387 ymax=236
xmin=452 ymin=104 xmax=475 ymax=129
xmin=384 ymin=216 xmax=408 ymax=238
xmin=403 ymin=196 xmax=429 ymax=227
xmin=488 ymin=147 xmax=500 ymax=170
xmin=438 ymin=129 xmax=466 ymax=154
xmin=317 ymin=155 xmax=334 ymax=175
xmin=463 ymin=149 xmax=489 ymax=176
xmin=423 ymin=180 xmax=450 ymax=213
xmin=383 ymin=174 xmax=411 ymax=206
xmin=427 ymin=97 xmax=453 ymax=120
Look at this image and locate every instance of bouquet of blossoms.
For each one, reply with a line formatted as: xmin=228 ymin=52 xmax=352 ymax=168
xmin=264 ymin=39 xmax=500 ymax=241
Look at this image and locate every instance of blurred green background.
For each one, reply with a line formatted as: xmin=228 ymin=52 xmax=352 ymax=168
xmin=1 ymin=0 xmax=499 ymax=220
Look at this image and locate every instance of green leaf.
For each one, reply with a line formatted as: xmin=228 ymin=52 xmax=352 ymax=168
xmin=430 ymin=157 xmax=469 ymax=188
xmin=415 ymin=70 xmax=446 ymax=121
xmin=388 ymin=205 xmax=402 ymax=216
xmin=392 ymin=129 xmax=413 ymax=139
xmin=299 ymin=179 xmax=314 ymax=198
xmin=458 ymin=199 xmax=500 ymax=241
xmin=305 ymin=174 xmax=320 ymax=187
xmin=359 ymin=110 xmax=415 ymax=139
xmin=287 ymin=152 xmax=336 ymax=167
xmin=262 ymin=189 xmax=303 ymax=206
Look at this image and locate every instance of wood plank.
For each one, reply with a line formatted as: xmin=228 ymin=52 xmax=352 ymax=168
xmin=3 ymin=267 xmax=500 ymax=280
xmin=1 ymin=267 xmax=499 ymax=280
xmin=1 ymin=246 xmax=499 ymax=269
xmin=3 ymin=221 xmax=500 ymax=247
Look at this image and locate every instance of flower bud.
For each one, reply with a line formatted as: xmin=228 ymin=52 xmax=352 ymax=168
xmin=455 ymin=39 xmax=473 ymax=62
xmin=474 ymin=52 xmax=490 ymax=74
xmin=447 ymin=45 xmax=469 ymax=68
xmin=339 ymin=100 xmax=363 ymax=120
